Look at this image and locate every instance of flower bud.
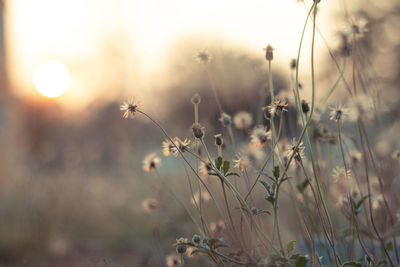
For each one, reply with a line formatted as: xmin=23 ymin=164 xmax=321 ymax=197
xmin=176 ymin=244 xmax=187 ymax=254
xmin=265 ymin=44 xmax=274 ymax=61
xmin=192 ymin=123 xmax=205 ymax=139
xmin=191 ymin=93 xmax=201 ymax=105
xmin=214 ymin=134 xmax=223 ymax=146
xmin=192 ymin=234 xmax=201 ymax=244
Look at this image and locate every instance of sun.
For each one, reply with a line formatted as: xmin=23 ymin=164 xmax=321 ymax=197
xmin=33 ymin=60 xmax=71 ymax=98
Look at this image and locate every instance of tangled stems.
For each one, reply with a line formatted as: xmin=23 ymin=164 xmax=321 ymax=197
xmin=290 ymin=2 xmax=342 ymax=266
xmin=199 ymin=137 xmax=281 ymax=256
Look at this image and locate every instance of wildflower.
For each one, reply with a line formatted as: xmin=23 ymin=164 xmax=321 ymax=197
xmin=332 ymin=166 xmax=352 ymax=182
xmin=191 ymin=190 xmax=211 ymax=206
xmin=372 ymin=195 xmax=384 ymax=210
xmin=219 ymin=112 xmax=232 ymax=127
xmin=286 ymin=138 xmax=305 ymax=165
xmin=347 ymin=16 xmax=368 ymax=38
xmin=191 ymin=93 xmax=201 ymax=104
xmin=162 ymin=137 xmax=191 ymax=157
xmin=166 ymin=253 xmax=180 ymax=267
xmin=264 ymin=44 xmax=274 ymax=61
xmin=348 ymin=94 xmax=375 ymax=121
xmin=214 ymin=134 xmax=223 ymax=147
xmin=195 ymin=49 xmax=212 ymax=65
xmin=142 ymin=153 xmax=161 ymax=172
xmin=265 ymin=99 xmax=288 ymax=116
xmin=336 ymin=195 xmax=349 ymax=209
xmin=199 ymin=160 xmax=213 ymax=176
xmin=192 ymin=123 xmax=205 ymax=139
xmin=233 ymin=111 xmax=253 ymax=129
xmin=141 ymin=198 xmax=158 ymax=213
xmin=349 ymin=150 xmax=362 ymax=166
xmin=210 ymin=220 xmax=225 ymax=236
xmin=233 ymin=156 xmax=249 ymax=171
xmin=250 ymin=125 xmax=271 ymax=147
xmin=329 ymin=104 xmax=349 ymax=122
xmin=120 ymin=97 xmax=138 ymax=119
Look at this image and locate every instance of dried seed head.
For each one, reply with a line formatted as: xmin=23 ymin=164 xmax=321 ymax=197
xmin=192 ymin=123 xmax=205 ymax=139
xmin=264 ymin=44 xmax=274 ymax=61
xmin=214 ymin=134 xmax=223 ymax=146
xmin=191 ymin=93 xmax=201 ymax=105
xmin=301 ymin=100 xmax=310 ymax=114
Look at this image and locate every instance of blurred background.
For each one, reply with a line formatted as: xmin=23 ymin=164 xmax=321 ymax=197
xmin=1 ymin=0 xmax=400 ymax=266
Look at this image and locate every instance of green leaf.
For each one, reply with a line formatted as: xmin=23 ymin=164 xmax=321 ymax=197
xmin=287 ymin=240 xmax=296 ymax=254
xmin=222 ymin=161 xmax=230 ymax=174
xmin=273 ymin=166 xmax=280 ymax=179
xmin=385 ymin=241 xmax=393 ymax=252
xmin=342 ymin=261 xmax=363 ymax=267
xmin=215 ymin=157 xmax=223 ymax=169
xmin=265 ymin=195 xmax=275 ymax=206
xmin=354 ymin=195 xmax=370 ymax=214
xmin=290 ymin=254 xmax=309 ymax=267
xmin=377 ymin=259 xmax=388 ymax=266
xmin=260 ymin=180 xmax=273 ymax=196
xmin=296 ymin=179 xmax=309 ymax=193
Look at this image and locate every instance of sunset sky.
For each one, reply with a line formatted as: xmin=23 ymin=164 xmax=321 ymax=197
xmin=5 ymin=0 xmax=342 ymax=110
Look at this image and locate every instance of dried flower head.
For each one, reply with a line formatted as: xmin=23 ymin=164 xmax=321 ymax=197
xmin=199 ymin=160 xmax=213 ymax=176
xmin=162 ymin=137 xmax=191 ymax=157
xmin=219 ymin=112 xmax=232 ymax=127
xmin=142 ymin=153 xmax=161 ymax=172
xmin=191 ymin=190 xmax=211 ymax=206
xmin=192 ymin=123 xmax=205 ymax=139
xmin=348 ymin=16 xmax=368 ymax=38
xmin=332 ymin=166 xmax=352 ymax=183
xmin=141 ymin=198 xmax=159 ymax=213
xmin=266 ymin=99 xmax=288 ymax=116
xmin=120 ymin=97 xmax=138 ymax=119
xmin=250 ymin=125 xmax=271 ymax=147
xmin=261 ymin=106 xmax=272 ymax=120
xmin=191 ymin=93 xmax=201 ymax=105
xmin=166 ymin=253 xmax=180 ymax=267
xmin=372 ymin=195 xmax=384 ymax=210
xmin=195 ymin=49 xmax=212 ymax=65
xmin=233 ymin=156 xmax=249 ymax=171
xmin=210 ymin=220 xmax=225 ymax=236
xmin=349 ymin=150 xmax=362 ymax=166
xmin=329 ymin=104 xmax=349 ymax=122
xmin=264 ymin=44 xmax=274 ymax=61
xmin=233 ymin=111 xmax=253 ymax=129
xmin=286 ymin=138 xmax=305 ymax=165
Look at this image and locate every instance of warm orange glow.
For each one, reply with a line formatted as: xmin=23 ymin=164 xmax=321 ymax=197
xmin=33 ymin=60 xmax=71 ymax=98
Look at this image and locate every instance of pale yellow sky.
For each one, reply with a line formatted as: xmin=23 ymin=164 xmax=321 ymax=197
xmin=5 ymin=0 xmax=342 ymax=110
